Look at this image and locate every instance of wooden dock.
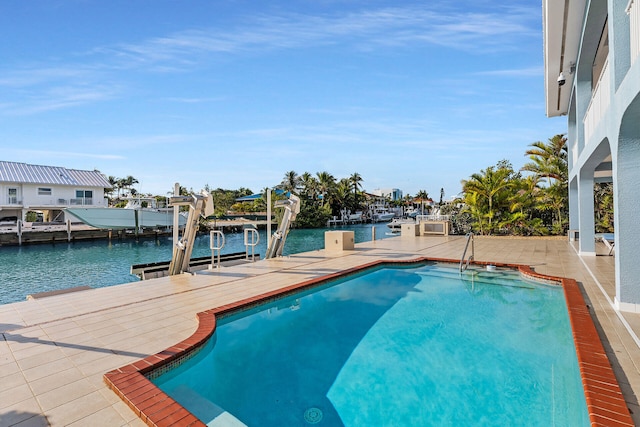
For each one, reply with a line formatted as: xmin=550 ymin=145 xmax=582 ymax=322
xmin=0 ymin=223 xmax=173 ymax=246
xmin=0 ymin=218 xmax=276 ymax=246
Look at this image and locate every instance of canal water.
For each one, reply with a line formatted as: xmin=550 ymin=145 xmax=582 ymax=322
xmin=0 ymin=224 xmax=394 ymax=305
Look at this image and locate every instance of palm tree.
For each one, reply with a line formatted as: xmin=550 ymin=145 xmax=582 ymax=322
xmin=501 ymin=175 xmax=547 ymax=235
xmin=105 ymin=176 xmax=118 ymax=201
xmin=462 ymin=191 xmax=486 ymax=234
xmin=335 ymin=178 xmax=352 ymax=211
xmin=116 ymin=178 xmax=126 ymax=197
xmin=300 ymin=172 xmax=319 ymax=201
xmin=522 ymin=134 xmax=568 ymax=233
xmin=349 ymin=172 xmax=363 ymax=195
xmin=348 ymin=172 xmax=364 ymax=210
xmin=541 ymin=181 xmax=569 ymax=234
xmin=415 ymin=190 xmax=429 ymax=200
xmin=413 ymin=190 xmax=429 ymax=215
xmin=594 ymin=183 xmax=614 ymax=232
xmin=316 ymin=171 xmax=336 ymax=206
xmin=509 ymin=175 xmax=541 ymax=216
xmin=281 ymin=170 xmax=300 ymax=194
xmin=462 ymin=165 xmax=514 ymax=234
xmin=119 ymin=175 xmax=139 ymax=196
xmin=522 ymin=134 xmax=568 ymax=184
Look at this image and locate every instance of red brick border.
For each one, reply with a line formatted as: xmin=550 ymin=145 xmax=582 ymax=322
xmin=104 ymin=258 xmax=633 ymax=426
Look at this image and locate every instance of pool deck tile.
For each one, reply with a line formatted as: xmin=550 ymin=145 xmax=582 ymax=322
xmin=0 ymin=235 xmax=638 ymax=425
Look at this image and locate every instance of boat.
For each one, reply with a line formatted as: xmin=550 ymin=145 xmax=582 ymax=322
xmin=405 ymin=206 xmax=420 ymax=218
xmin=65 ymin=197 xmax=186 ymax=230
xmin=371 ymin=208 xmax=395 ymax=222
xmin=386 ymin=218 xmax=416 ymax=233
xmin=347 ymin=211 xmax=364 ymax=222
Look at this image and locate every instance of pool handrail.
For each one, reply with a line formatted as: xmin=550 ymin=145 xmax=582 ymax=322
xmin=459 ymin=232 xmax=475 ymax=272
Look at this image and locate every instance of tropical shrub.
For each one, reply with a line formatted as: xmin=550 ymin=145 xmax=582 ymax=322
xmin=460 ymin=135 xmax=569 ymax=236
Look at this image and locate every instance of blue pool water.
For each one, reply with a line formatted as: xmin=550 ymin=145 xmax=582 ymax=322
xmin=0 ymin=224 xmax=391 ymax=305
xmin=152 ymin=264 xmax=590 ymax=426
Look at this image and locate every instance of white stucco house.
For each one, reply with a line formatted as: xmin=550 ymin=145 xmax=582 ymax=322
xmin=543 ymin=0 xmax=640 ymax=312
xmin=0 ymin=161 xmax=112 ymax=223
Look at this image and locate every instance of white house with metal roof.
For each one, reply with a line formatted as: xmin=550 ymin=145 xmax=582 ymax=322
xmin=0 ymin=161 xmax=112 ymax=223
xmin=543 ymin=0 xmax=640 ymax=312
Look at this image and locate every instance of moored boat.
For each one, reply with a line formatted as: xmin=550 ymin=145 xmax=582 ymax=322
xmin=386 ymin=218 xmax=416 ymax=232
xmin=347 ymin=211 xmax=364 ymax=222
xmin=66 ymin=197 xmax=186 ymax=229
xmin=371 ymin=208 xmax=395 ymax=222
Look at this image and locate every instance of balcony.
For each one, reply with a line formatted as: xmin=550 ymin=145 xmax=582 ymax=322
xmin=629 ymin=0 xmax=640 ymax=65
xmin=583 ymin=58 xmax=610 ymax=145
xmin=69 ymin=198 xmax=93 ymax=206
xmin=4 ymin=198 xmax=22 ymax=206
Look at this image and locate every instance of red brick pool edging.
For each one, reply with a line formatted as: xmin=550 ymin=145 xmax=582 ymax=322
xmin=103 ymin=257 xmax=634 ymax=426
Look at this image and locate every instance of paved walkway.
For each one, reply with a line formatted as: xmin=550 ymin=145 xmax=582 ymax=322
xmin=0 ymin=235 xmax=638 ymax=426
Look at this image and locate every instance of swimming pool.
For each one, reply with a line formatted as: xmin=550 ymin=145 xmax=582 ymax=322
xmin=149 ymin=263 xmax=590 ymax=426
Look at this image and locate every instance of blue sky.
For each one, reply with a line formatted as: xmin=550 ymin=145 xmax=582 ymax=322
xmin=1 ymin=0 xmax=566 ymax=199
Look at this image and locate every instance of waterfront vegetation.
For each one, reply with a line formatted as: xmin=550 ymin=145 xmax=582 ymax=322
xmin=106 ymin=175 xmax=139 ymax=200
xmin=454 ymin=134 xmax=612 ymax=236
xmin=457 ymin=134 xmax=569 ymax=236
xmin=106 ymin=134 xmax=613 ymax=236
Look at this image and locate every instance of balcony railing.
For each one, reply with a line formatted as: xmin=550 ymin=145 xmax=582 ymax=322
xmin=628 ymin=0 xmax=640 ymax=65
xmin=1 ymin=199 xmax=99 ymax=207
xmin=583 ymin=58 xmax=610 ymax=144
xmin=69 ymin=198 xmax=93 ymax=206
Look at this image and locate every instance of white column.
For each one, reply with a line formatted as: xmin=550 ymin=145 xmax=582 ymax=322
xmin=578 ymin=172 xmax=596 ymax=255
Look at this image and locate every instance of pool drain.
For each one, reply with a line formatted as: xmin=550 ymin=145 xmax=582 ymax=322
xmin=304 ymin=407 xmax=323 ymax=424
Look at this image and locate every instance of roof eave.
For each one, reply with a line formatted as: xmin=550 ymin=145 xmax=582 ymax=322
xmin=543 ymin=0 xmax=587 ymax=117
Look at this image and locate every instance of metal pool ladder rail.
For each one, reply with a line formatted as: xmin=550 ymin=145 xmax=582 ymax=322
xmin=459 ymin=232 xmax=475 ymax=272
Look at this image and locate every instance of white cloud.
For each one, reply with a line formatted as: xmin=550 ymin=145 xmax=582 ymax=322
xmin=0 ymin=4 xmax=539 ymax=116
xmin=12 ymin=149 xmax=125 ymax=161
xmin=101 ymin=5 xmax=540 ymax=70
xmin=0 ymin=84 xmax=119 ymax=115
xmin=475 ymin=66 xmax=543 ymax=77
xmin=0 ymin=67 xmax=95 ymax=88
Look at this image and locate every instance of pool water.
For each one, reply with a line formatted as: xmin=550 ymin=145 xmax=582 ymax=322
xmin=152 ymin=264 xmax=590 ymax=426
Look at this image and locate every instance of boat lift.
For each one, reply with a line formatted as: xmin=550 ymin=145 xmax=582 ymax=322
xmin=168 ymin=192 xmax=214 ymax=276
xmin=265 ymin=194 xmax=300 ymax=259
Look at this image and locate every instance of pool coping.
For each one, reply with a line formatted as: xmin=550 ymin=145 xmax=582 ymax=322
xmin=103 ymin=257 xmax=634 ymax=426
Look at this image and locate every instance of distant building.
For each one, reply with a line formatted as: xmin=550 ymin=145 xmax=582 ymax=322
xmin=0 ymin=161 xmax=112 ymax=223
xmin=543 ymin=0 xmax=640 ymax=311
xmin=372 ymin=188 xmax=403 ymax=202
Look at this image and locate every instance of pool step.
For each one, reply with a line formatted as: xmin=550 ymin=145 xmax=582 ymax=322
xmin=172 ymin=385 xmax=247 ymax=427
xmin=416 ymin=267 xmax=535 ymax=289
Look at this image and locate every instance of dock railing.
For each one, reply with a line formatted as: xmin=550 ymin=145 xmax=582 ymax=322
xmin=416 ymin=214 xmax=451 ymax=222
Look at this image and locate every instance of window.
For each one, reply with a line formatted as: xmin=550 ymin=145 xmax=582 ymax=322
xmin=74 ymin=190 xmax=94 ymax=205
xmin=8 ymin=188 xmax=18 ymax=204
xmin=38 ymin=187 xmax=52 ymax=196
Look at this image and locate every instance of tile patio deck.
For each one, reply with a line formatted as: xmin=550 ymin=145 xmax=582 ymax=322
xmin=0 ymin=235 xmax=638 ymax=426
